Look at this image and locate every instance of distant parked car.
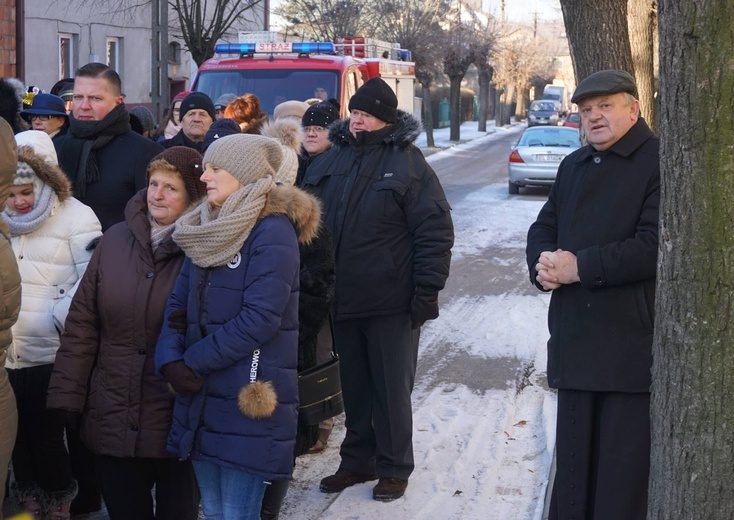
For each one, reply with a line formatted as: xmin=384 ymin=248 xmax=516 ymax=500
xmin=508 ymin=126 xmax=582 ymax=194
xmin=563 ymin=112 xmax=580 ymax=128
xmin=527 ymin=100 xmax=559 ymax=127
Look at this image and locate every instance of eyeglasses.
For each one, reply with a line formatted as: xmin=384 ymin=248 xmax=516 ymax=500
xmin=30 ymin=115 xmax=53 ymax=121
xmin=304 ymin=126 xmax=327 ymax=134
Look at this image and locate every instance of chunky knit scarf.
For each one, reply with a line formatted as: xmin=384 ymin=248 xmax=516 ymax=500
xmin=2 ymin=184 xmax=57 ymax=236
xmin=59 ymin=104 xmax=131 ymax=198
xmin=173 ymin=177 xmax=275 ymax=268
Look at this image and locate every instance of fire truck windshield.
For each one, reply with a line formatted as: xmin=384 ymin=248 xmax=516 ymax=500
xmin=195 ymin=69 xmax=340 ymax=116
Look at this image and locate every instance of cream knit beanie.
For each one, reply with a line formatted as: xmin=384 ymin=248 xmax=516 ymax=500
xmin=202 ymin=133 xmax=285 ymax=186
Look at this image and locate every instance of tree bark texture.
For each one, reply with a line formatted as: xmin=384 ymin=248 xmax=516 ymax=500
xmin=448 ymin=75 xmax=463 ymax=141
xmin=476 ymin=64 xmax=492 ymax=132
xmin=422 ymin=86 xmax=435 ymax=148
xmin=559 ymin=0 xmax=634 ymax=82
xmin=628 ymin=0 xmax=657 ymax=131
xmin=649 ymin=1 xmax=734 ymax=518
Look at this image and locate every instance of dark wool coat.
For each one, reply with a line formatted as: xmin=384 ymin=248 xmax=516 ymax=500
xmin=56 ymin=131 xmax=163 ymax=231
xmin=155 ymin=186 xmax=321 ymax=481
xmin=302 ymin=111 xmax=454 ymax=320
xmin=160 ymin=129 xmax=203 ymax=152
xmin=526 ymin=118 xmax=660 ymax=393
xmin=47 ymin=190 xmax=185 ymax=458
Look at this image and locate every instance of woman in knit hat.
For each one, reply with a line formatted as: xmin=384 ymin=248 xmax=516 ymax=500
xmin=2 ymin=130 xmax=102 ymax=519
xmin=155 ymin=132 xmax=321 ymax=519
xmin=47 ymin=146 xmax=207 ymax=520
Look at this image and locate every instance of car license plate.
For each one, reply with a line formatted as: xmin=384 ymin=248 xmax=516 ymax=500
xmin=535 ymin=154 xmax=564 ymax=161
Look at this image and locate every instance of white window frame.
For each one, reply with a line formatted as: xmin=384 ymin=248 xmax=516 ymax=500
xmin=59 ymin=33 xmax=75 ymax=79
xmin=107 ymin=37 xmax=120 ymax=71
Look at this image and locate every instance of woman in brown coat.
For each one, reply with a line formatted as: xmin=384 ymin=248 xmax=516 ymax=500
xmin=47 ymin=147 xmax=208 ymax=519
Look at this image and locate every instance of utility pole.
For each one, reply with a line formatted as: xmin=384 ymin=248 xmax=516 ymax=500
xmin=151 ymin=0 xmax=169 ymax=124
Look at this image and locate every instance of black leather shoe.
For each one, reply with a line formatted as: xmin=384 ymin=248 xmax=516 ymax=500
xmin=319 ymin=469 xmax=378 ymax=493
xmin=372 ymin=478 xmax=408 ymax=501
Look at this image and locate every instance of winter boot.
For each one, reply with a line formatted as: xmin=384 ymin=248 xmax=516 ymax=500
xmin=10 ymin=481 xmax=43 ymax=518
xmin=41 ymin=479 xmax=78 ymax=520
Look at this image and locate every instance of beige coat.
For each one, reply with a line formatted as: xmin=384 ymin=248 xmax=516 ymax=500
xmin=0 ymin=118 xmax=23 ymax=518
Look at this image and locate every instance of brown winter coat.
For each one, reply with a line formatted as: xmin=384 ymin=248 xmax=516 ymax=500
xmin=47 ymin=189 xmax=186 ymax=458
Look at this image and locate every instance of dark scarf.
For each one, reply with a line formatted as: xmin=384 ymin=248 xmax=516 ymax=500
xmin=60 ymin=104 xmax=131 ymax=198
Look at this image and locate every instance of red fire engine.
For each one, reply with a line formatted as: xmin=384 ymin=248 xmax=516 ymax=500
xmin=192 ymin=32 xmax=416 ymax=118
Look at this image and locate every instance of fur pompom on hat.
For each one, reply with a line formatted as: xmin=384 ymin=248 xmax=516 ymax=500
xmin=148 ymin=146 xmax=207 ymax=203
xmin=0 ymin=78 xmax=26 ymax=134
xmin=260 ymin=118 xmax=303 ymax=186
xmin=348 ymin=77 xmax=398 ymax=124
xmin=203 ymin=133 xmax=291 ymax=186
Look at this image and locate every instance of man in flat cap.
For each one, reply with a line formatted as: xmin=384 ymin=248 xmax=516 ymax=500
xmin=303 ymin=77 xmax=454 ymax=501
xmin=526 ymin=69 xmax=659 ymax=519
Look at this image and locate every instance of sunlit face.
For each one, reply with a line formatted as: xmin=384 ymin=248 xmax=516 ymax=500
xmin=303 ymin=125 xmax=331 ymax=156
xmin=181 ymin=109 xmax=213 ymax=142
xmin=72 ymin=76 xmax=123 ymax=121
xmin=314 ymin=87 xmax=328 ymax=101
xmin=578 ymin=92 xmax=639 ymax=151
xmin=6 ymin=184 xmax=35 ymax=214
xmin=201 ymin=163 xmax=242 ymax=207
xmin=30 ymin=114 xmax=66 ymax=135
xmin=172 ymin=101 xmax=182 ymax=125
xmin=147 ymin=171 xmax=190 ymax=226
xmin=349 ymin=109 xmax=389 ymax=137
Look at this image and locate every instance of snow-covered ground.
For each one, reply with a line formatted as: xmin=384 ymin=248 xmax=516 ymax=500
xmin=279 ymin=121 xmax=558 ymax=519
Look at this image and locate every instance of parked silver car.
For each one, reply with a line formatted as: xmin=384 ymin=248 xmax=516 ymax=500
xmin=508 ymin=126 xmax=582 ymax=194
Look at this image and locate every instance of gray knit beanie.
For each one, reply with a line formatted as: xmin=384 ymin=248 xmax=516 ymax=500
xmin=202 ymin=134 xmax=285 ymax=186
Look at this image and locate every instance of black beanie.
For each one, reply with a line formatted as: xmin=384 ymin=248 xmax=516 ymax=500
xmin=348 ymin=78 xmax=398 ymax=124
xmin=302 ymin=98 xmax=341 ymax=128
xmin=202 ymin=118 xmax=242 ymax=153
xmin=179 ymin=92 xmax=216 ymax=123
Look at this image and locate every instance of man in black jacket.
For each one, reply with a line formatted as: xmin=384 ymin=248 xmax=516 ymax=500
xmin=526 ymin=70 xmax=660 ymax=520
xmin=303 ymin=78 xmax=454 ymax=501
xmin=57 ymin=63 xmax=162 ymax=231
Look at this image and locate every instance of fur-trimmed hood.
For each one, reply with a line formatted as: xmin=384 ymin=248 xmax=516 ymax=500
xmin=328 ymin=109 xmax=422 ymax=151
xmin=17 ymin=144 xmax=72 ymax=202
xmin=261 ymin=183 xmax=321 ymax=245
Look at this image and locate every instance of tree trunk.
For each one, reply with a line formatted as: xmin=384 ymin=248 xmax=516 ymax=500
xmin=422 ymin=84 xmax=435 ymax=148
xmin=649 ymin=0 xmax=734 ymax=518
xmin=559 ymin=0 xmax=634 ymax=81
xmin=476 ymin=65 xmax=492 ymax=132
xmin=628 ymin=0 xmax=657 ymax=131
xmin=514 ymin=86 xmax=526 ymax=122
xmin=501 ymin=83 xmax=515 ymax=127
xmin=449 ymin=74 xmax=462 ymax=141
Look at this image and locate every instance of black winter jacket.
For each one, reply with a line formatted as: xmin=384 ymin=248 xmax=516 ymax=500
xmin=526 ymin=118 xmax=660 ymax=393
xmin=302 ymin=111 xmax=453 ymax=320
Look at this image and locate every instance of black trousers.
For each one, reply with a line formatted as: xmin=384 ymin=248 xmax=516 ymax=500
xmin=6 ymin=364 xmax=72 ymax=492
xmin=549 ymin=389 xmax=650 ymax=520
xmin=333 ymin=313 xmax=419 ymax=480
xmin=95 ymin=455 xmax=200 ymax=520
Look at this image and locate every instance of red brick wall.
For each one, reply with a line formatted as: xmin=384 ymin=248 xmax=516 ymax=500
xmin=0 ymin=0 xmax=16 ymax=78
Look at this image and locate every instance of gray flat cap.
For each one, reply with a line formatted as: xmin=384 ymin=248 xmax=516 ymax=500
xmin=571 ymin=70 xmax=637 ymax=104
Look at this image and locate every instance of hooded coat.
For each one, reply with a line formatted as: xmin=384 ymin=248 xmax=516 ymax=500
xmin=155 ymin=184 xmax=321 ymax=481
xmin=47 ymin=190 xmax=187 ymax=458
xmin=4 ymin=142 xmax=102 ymax=369
xmin=301 ymin=111 xmax=454 ymax=320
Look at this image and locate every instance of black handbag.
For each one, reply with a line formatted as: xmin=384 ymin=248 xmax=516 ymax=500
xmin=298 ymin=351 xmax=344 ymax=426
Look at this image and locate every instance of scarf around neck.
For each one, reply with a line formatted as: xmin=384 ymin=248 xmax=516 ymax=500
xmin=2 ymin=184 xmax=58 ymax=236
xmin=59 ymin=104 xmax=131 ymax=198
xmin=173 ymin=177 xmax=274 ymax=268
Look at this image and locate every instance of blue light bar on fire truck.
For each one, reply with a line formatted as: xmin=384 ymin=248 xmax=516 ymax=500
xmin=215 ymin=42 xmax=336 ymax=55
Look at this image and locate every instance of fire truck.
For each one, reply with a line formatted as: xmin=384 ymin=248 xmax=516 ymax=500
xmin=191 ymin=32 xmax=416 ymax=118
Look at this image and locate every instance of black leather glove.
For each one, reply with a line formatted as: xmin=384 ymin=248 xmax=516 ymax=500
xmin=411 ymin=286 xmax=439 ymax=329
xmin=161 ymin=360 xmax=204 ymax=396
xmin=168 ymin=308 xmax=188 ymax=334
xmin=47 ymin=408 xmax=82 ymax=431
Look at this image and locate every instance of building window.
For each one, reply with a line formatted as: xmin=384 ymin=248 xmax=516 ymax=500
xmin=107 ymin=38 xmax=120 ymax=71
xmin=168 ymin=41 xmax=181 ymax=65
xmin=59 ymin=33 xmax=75 ymax=79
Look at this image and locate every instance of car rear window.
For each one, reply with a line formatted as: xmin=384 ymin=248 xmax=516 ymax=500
xmin=519 ymin=129 xmax=581 ymax=147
